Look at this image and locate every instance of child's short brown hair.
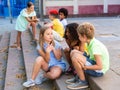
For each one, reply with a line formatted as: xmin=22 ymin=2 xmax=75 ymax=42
xmin=77 ymin=22 xmax=95 ymax=39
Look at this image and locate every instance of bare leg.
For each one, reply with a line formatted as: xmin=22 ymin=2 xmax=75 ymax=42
xmin=72 ymin=59 xmax=85 ymax=81
xmin=16 ymin=31 xmax=21 ymax=49
xmin=70 ymin=50 xmax=86 ymax=81
xmin=30 ymin=22 xmax=36 ymax=40
xmin=31 ymin=56 xmax=48 ymax=80
xmin=44 ymin=66 xmax=62 ymax=79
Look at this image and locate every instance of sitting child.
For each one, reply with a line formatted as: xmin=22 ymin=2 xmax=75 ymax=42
xmin=64 ymin=23 xmax=88 ymax=77
xmin=23 ymin=25 xmax=67 ymax=87
xmin=49 ymin=9 xmax=64 ymax=42
xmin=66 ymin=22 xmax=109 ymax=90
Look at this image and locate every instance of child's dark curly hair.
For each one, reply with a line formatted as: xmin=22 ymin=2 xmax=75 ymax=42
xmin=59 ymin=8 xmax=68 ymax=18
xmin=64 ymin=23 xmax=79 ymax=41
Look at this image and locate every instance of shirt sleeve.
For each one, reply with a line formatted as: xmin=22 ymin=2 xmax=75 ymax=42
xmin=92 ymin=45 xmax=102 ymax=55
xmin=30 ymin=11 xmax=36 ymax=17
xmin=20 ymin=9 xmax=28 ymax=17
xmin=54 ymin=41 xmax=62 ymax=49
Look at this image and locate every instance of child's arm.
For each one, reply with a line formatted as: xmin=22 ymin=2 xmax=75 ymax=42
xmin=53 ymin=47 xmax=62 ymax=60
xmin=37 ymin=45 xmax=53 ymax=63
xmin=25 ymin=17 xmax=38 ymax=22
xmin=37 ymin=49 xmax=50 ymax=63
xmin=84 ymin=55 xmax=103 ymax=70
xmin=31 ymin=16 xmax=39 ymax=22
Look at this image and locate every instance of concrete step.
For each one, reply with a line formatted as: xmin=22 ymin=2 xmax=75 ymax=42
xmin=4 ymin=31 xmax=26 ymax=90
xmin=87 ymin=69 xmax=120 ymax=90
xmin=21 ymin=30 xmax=54 ymax=90
xmin=55 ymin=74 xmax=90 ymax=90
xmin=21 ymin=30 xmax=39 ymax=80
xmin=0 ymin=32 xmax=10 ymax=90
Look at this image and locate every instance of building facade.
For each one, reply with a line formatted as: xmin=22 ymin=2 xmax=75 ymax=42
xmin=35 ymin=0 xmax=120 ymax=16
xmin=0 ymin=0 xmax=120 ymax=18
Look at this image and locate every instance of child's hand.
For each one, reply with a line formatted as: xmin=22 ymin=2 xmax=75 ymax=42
xmin=73 ymin=46 xmax=79 ymax=50
xmin=35 ymin=19 xmax=39 ymax=22
xmin=46 ymin=44 xmax=54 ymax=53
xmin=78 ymin=60 xmax=86 ymax=70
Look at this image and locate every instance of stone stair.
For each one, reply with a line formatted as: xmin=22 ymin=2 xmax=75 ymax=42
xmin=4 ymin=31 xmax=25 ymax=90
xmin=0 ymin=32 xmax=10 ymax=90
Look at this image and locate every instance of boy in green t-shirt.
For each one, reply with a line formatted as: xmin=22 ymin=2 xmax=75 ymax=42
xmin=67 ymin=22 xmax=109 ymax=90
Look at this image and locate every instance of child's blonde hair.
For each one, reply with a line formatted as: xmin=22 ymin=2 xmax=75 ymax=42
xmin=39 ymin=25 xmax=54 ymax=52
xmin=77 ymin=22 xmax=95 ymax=39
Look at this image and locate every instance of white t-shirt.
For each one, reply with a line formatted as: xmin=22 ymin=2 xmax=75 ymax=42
xmin=60 ymin=19 xmax=67 ymax=30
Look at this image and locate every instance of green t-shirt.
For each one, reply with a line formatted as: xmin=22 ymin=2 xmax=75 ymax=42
xmin=87 ymin=38 xmax=109 ymax=74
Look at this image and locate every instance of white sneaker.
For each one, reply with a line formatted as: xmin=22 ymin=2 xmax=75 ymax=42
xmin=35 ymin=71 xmax=48 ymax=84
xmin=23 ymin=79 xmax=35 ymax=87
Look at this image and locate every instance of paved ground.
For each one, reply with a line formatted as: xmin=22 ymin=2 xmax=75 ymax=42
xmin=0 ymin=16 xmax=120 ymax=77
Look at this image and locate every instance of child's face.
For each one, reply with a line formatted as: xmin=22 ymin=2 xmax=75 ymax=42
xmin=49 ymin=14 xmax=54 ymax=21
xmin=59 ymin=12 xmax=65 ymax=20
xmin=43 ymin=28 xmax=53 ymax=43
xmin=78 ymin=33 xmax=87 ymax=43
xmin=28 ymin=5 xmax=34 ymax=12
xmin=65 ymin=29 xmax=70 ymax=39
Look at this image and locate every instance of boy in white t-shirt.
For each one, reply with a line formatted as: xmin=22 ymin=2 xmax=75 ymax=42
xmin=59 ymin=8 xmax=68 ymax=30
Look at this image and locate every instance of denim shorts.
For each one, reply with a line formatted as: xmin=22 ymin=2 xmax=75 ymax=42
xmin=84 ymin=54 xmax=103 ymax=77
xmin=48 ymin=61 xmax=66 ymax=72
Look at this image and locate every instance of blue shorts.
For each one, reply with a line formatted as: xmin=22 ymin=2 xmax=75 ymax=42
xmin=48 ymin=60 xmax=66 ymax=72
xmin=84 ymin=54 xmax=103 ymax=77
xmin=48 ymin=63 xmax=66 ymax=72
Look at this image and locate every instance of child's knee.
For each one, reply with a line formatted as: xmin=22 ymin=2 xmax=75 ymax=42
xmin=49 ymin=67 xmax=62 ymax=79
xmin=36 ymin=56 xmax=44 ymax=63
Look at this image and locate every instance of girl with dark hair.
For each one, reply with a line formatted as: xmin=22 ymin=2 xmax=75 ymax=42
xmin=64 ymin=23 xmax=88 ymax=74
xmin=15 ymin=1 xmax=39 ymax=50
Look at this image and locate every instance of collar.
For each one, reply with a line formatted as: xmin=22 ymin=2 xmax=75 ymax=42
xmin=88 ymin=38 xmax=95 ymax=48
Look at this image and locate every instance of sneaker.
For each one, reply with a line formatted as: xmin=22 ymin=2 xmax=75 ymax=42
xmin=35 ymin=71 xmax=48 ymax=84
xmin=65 ymin=75 xmax=79 ymax=84
xmin=23 ymin=79 xmax=35 ymax=87
xmin=67 ymin=80 xmax=88 ymax=89
xmin=35 ymin=77 xmax=48 ymax=85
